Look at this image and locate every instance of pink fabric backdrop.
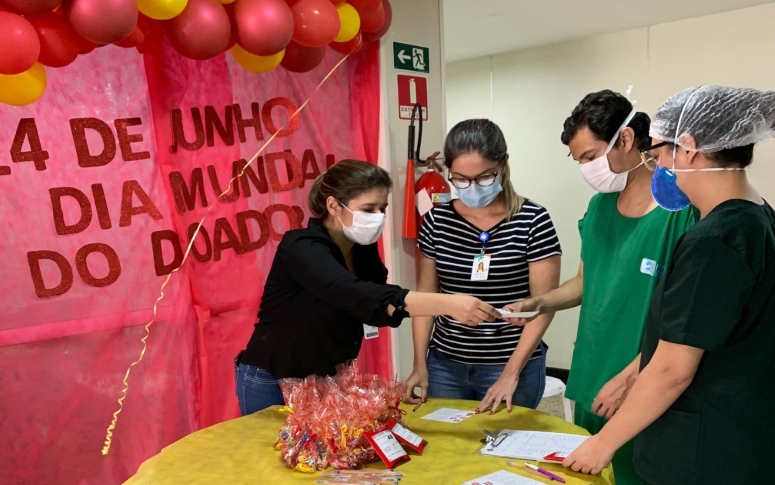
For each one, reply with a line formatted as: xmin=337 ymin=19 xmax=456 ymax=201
xmin=0 ymin=39 xmax=388 ymax=485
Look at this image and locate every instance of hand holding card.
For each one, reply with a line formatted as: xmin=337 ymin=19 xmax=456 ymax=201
xmin=497 ymin=309 xmax=539 ymax=319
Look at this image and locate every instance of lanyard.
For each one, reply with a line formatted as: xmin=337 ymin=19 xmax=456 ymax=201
xmin=478 ymin=230 xmax=491 ymax=254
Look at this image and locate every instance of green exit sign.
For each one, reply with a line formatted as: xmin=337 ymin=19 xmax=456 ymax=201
xmin=393 ymin=42 xmax=430 ymax=74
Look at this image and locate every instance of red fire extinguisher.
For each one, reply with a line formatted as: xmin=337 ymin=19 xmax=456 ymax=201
xmin=402 ymin=104 xmax=451 ymax=239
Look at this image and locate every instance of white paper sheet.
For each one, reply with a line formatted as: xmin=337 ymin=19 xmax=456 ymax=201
xmin=461 ymin=470 xmax=544 ymax=485
xmin=480 ymin=430 xmax=588 ymax=461
xmin=420 ymin=407 xmax=476 ymax=423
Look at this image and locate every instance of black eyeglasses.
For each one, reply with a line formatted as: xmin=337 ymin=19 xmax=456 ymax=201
xmin=448 ymin=172 xmax=499 ymax=189
xmin=641 ymin=141 xmax=669 ymax=152
xmin=639 ymin=142 xmax=670 ymax=171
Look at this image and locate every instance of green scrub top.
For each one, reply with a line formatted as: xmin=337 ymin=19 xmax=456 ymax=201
xmin=565 ymin=193 xmax=697 ymax=410
xmin=634 ymin=200 xmax=775 ymax=485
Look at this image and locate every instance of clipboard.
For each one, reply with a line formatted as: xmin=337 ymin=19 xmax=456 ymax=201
xmin=475 ymin=429 xmax=583 ymax=463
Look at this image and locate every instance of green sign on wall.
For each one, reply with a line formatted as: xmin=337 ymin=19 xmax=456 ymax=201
xmin=393 ymin=42 xmax=430 ymax=74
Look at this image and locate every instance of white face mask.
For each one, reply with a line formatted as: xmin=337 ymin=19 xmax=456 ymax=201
xmin=338 ymin=204 xmax=385 ymax=245
xmin=580 ymin=109 xmax=642 ymax=193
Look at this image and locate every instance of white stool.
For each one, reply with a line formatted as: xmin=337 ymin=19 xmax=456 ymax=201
xmin=543 ymin=376 xmax=573 ymax=423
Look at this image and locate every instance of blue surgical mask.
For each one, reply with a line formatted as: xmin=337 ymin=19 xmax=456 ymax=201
xmin=650 ymin=87 xmax=740 ymax=212
xmin=456 ymin=178 xmax=503 ymax=208
xmin=651 ymin=165 xmax=691 ymax=211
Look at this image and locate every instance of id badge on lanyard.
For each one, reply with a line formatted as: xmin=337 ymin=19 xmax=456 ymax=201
xmin=471 ymin=230 xmax=492 ymax=281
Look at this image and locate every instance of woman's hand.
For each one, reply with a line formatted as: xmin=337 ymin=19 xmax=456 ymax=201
xmin=447 ymin=295 xmax=499 ymax=326
xmin=501 ymin=298 xmax=542 ymax=326
xmin=477 ymin=372 xmax=518 ymax=414
xmin=403 ymin=366 xmax=429 ymax=404
xmin=562 ymin=434 xmax=615 ymax=475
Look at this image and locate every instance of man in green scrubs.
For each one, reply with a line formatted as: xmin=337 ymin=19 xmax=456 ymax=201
xmin=505 ymin=90 xmax=696 ymax=485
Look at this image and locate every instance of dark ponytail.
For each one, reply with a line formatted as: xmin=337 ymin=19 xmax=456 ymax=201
xmin=308 ymin=160 xmax=392 ymax=218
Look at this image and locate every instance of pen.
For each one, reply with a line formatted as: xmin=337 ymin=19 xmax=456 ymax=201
xmin=322 ymin=477 xmax=400 ymax=483
xmin=327 ymin=470 xmax=402 ymax=476
xmin=506 ymin=462 xmax=549 ymax=481
xmin=317 ymin=480 xmax=380 ymax=485
xmin=413 ymin=401 xmax=422 ymax=412
xmin=525 ymin=463 xmax=566 ymax=483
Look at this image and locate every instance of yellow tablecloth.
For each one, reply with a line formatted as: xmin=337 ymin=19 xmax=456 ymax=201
xmin=125 ymin=399 xmax=614 ymax=485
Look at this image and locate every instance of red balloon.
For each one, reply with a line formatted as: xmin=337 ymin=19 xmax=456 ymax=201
xmin=290 ymin=0 xmax=340 ymax=48
xmin=347 ymin=0 xmax=379 ymax=14
xmin=233 ymin=0 xmax=293 ymax=56
xmin=328 ymin=0 xmax=344 ymax=4
xmin=63 ymin=0 xmax=138 ymax=45
xmin=136 ymin=14 xmax=163 ymax=54
xmin=361 ymin=0 xmax=390 ymax=42
xmin=281 ymin=40 xmax=325 ymax=72
xmin=115 ymin=25 xmax=145 ymax=48
xmin=330 ymin=30 xmax=361 ymax=55
xmin=164 ymin=0 xmax=230 ymax=60
xmin=358 ymin=1 xmax=383 ymax=32
xmin=0 ymin=11 xmax=40 ymax=74
xmin=0 ymin=0 xmax=60 ymax=15
xmin=28 ymin=12 xmax=80 ymax=67
xmin=77 ymin=35 xmax=96 ymax=54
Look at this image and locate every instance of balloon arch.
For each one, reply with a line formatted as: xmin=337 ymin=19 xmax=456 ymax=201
xmin=0 ymin=0 xmax=393 ymax=106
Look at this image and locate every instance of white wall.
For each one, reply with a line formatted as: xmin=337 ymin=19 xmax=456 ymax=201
xmin=446 ymin=3 xmax=775 ymax=369
xmin=378 ymin=0 xmax=447 ymax=379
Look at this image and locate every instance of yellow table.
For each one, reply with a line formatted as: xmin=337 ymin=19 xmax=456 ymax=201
xmin=125 ymin=399 xmax=614 ymax=485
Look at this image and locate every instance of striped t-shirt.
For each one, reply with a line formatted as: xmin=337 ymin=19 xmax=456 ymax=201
xmin=417 ymin=200 xmax=562 ymax=365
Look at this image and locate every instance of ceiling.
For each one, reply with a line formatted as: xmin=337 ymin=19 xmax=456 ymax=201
xmin=444 ymin=0 xmax=774 ymax=62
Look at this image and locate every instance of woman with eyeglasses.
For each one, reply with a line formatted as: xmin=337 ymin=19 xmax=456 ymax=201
xmin=563 ymin=86 xmax=775 ymax=484
xmin=403 ymin=119 xmax=562 ymax=413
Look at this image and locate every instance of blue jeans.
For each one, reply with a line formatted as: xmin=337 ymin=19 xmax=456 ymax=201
xmin=234 ymin=363 xmax=285 ymax=415
xmin=427 ymin=343 xmax=547 ymax=409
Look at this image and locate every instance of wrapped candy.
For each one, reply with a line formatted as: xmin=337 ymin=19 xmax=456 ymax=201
xmin=275 ymin=361 xmax=407 ymax=472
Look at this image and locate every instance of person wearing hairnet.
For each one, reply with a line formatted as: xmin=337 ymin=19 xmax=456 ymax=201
xmin=563 ymin=86 xmax=775 ymax=485
xmin=506 ymin=90 xmax=697 ymax=485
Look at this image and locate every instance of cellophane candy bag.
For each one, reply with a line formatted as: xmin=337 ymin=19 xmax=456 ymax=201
xmin=275 ymin=361 xmax=407 ymax=473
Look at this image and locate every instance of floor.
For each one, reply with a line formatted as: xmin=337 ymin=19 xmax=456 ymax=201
xmin=536 ymin=394 xmax=575 ymax=421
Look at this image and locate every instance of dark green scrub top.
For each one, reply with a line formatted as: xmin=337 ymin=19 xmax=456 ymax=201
xmin=634 ymin=200 xmax=775 ymax=485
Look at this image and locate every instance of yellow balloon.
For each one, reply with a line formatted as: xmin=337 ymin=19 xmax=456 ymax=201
xmin=335 ymin=3 xmax=360 ymax=43
xmin=0 ymin=63 xmax=47 ymax=107
xmin=231 ymin=44 xmax=285 ymax=74
xmin=137 ymin=0 xmax=188 ymax=21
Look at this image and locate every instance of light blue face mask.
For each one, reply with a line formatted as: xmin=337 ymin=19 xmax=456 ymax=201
xmin=456 ymin=177 xmax=503 ymax=208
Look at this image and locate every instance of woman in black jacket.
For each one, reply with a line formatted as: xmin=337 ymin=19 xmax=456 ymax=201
xmin=235 ymin=160 xmax=499 ymax=415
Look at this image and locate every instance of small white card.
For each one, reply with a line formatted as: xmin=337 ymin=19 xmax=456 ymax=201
xmin=363 ymin=324 xmax=379 ymax=339
xmin=421 ymin=407 xmax=476 ymax=423
xmin=471 ymin=254 xmax=492 ymax=281
xmin=370 ymin=430 xmax=408 ymax=462
xmin=496 ymin=309 xmax=539 ymax=319
xmin=391 ymin=423 xmax=423 ymax=449
xmin=461 ymin=470 xmax=543 ymax=485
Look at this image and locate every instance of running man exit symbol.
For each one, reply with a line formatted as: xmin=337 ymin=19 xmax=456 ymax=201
xmin=412 ymin=48 xmax=426 ymax=71
xmin=393 ymin=42 xmax=430 ymax=74
xmin=397 ymin=74 xmax=428 ymax=121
